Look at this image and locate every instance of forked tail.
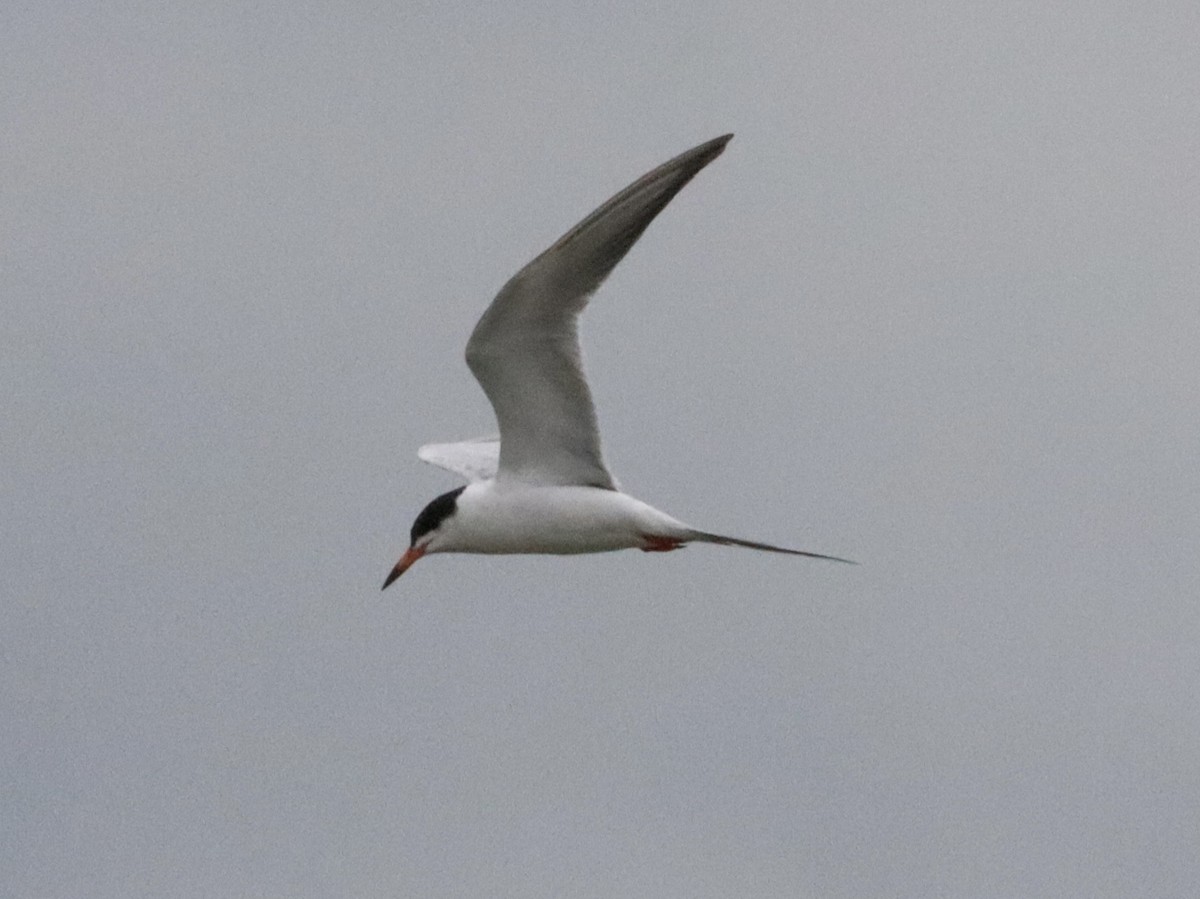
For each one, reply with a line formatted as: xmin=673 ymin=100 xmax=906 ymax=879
xmin=687 ymin=530 xmax=856 ymax=564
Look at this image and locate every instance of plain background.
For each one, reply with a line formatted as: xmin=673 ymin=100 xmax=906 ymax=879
xmin=5 ymin=2 xmax=1199 ymax=896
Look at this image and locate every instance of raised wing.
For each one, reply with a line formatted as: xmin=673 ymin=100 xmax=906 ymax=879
xmin=465 ymin=134 xmax=733 ymax=488
xmin=417 ymin=436 xmax=500 ymax=482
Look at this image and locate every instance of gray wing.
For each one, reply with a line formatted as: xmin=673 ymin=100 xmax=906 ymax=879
xmin=417 ymin=436 xmax=500 ymax=482
xmin=464 ymin=134 xmax=733 ymax=487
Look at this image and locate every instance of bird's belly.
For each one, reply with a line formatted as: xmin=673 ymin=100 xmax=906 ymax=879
xmin=462 ymin=507 xmax=641 ymax=554
xmin=468 ymin=525 xmax=635 ymax=555
xmin=455 ymin=486 xmax=682 ymax=555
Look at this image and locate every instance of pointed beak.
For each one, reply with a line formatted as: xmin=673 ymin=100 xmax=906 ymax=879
xmin=382 ymin=545 xmax=426 ymax=590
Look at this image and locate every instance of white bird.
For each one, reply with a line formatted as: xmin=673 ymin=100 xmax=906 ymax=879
xmin=384 ymin=134 xmax=852 ymax=588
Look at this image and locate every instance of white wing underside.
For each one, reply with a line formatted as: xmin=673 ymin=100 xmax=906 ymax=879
xmin=417 ymin=436 xmax=500 ymax=483
xmin=453 ymin=135 xmax=733 ymax=488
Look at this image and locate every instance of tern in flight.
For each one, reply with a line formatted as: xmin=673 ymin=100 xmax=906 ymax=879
xmin=384 ymin=134 xmax=852 ymax=588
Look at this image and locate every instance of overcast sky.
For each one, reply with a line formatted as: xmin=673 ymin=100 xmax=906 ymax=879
xmin=5 ymin=2 xmax=1200 ymax=897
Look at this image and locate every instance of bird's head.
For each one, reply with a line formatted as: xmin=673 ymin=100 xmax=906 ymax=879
xmin=382 ymin=486 xmax=466 ymax=589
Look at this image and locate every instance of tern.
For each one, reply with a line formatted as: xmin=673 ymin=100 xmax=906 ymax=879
xmin=384 ymin=134 xmax=852 ymax=588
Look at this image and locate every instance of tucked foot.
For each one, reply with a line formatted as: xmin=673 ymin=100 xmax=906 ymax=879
xmin=640 ymin=534 xmax=686 ymax=552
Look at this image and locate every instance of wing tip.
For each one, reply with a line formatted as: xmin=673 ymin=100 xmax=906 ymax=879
xmin=417 ymin=436 xmax=501 ymax=482
xmin=689 ymin=133 xmax=734 ymax=166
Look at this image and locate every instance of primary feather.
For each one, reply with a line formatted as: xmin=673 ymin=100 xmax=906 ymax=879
xmin=464 ymin=134 xmax=733 ymax=488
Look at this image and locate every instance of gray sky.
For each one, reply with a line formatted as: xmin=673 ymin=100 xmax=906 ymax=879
xmin=5 ymin=2 xmax=1200 ymax=896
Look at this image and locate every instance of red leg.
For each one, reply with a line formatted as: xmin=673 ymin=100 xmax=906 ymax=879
xmin=640 ymin=534 xmax=686 ymax=552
